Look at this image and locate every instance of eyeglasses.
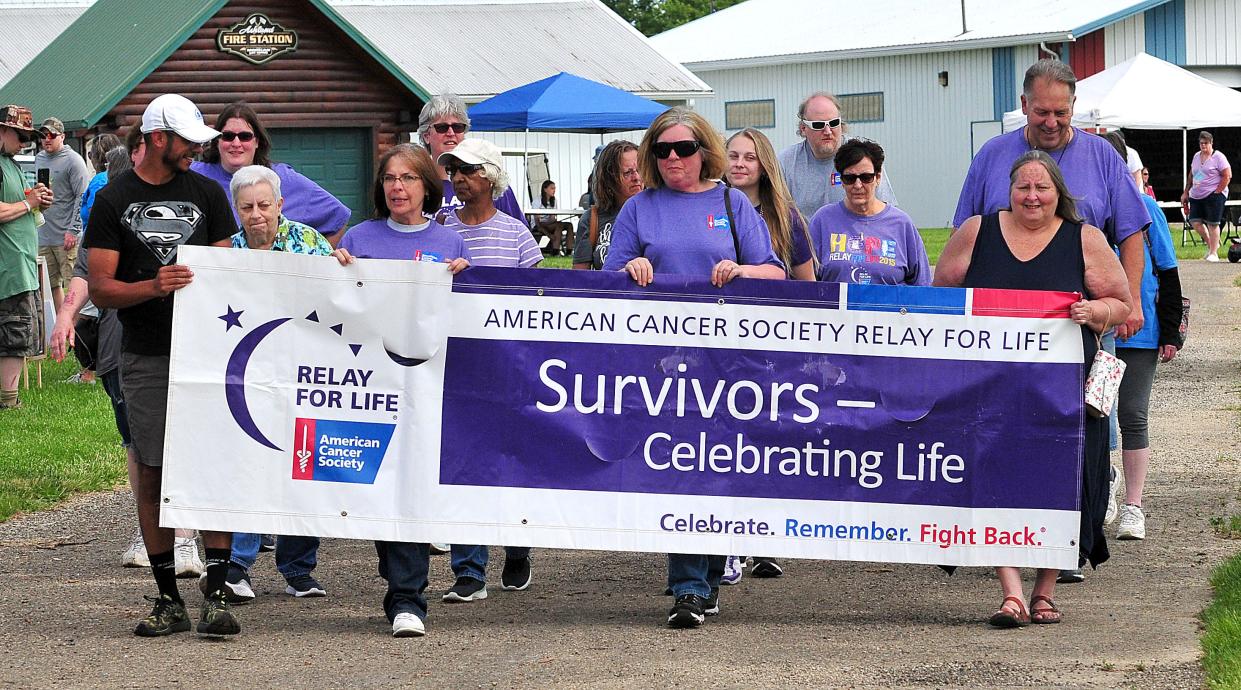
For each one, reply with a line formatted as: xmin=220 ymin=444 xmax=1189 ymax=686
xmin=652 ymin=140 xmax=701 ymax=159
xmin=432 ymin=123 xmax=468 ymax=134
xmin=382 ymin=173 xmax=421 ymax=186
xmin=801 ymin=118 xmax=842 ymax=131
xmin=840 ymin=172 xmax=878 ymax=185
xmin=445 ymin=163 xmax=485 ymax=177
xmin=220 ymin=130 xmax=256 ymax=142
xmin=40 ymin=131 xmax=60 ymax=140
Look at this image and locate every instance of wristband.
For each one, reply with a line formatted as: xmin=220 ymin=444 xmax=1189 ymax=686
xmin=22 ymin=200 xmax=31 ymax=214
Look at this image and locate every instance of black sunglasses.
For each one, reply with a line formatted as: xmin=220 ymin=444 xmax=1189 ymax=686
xmin=652 ymin=140 xmax=701 ymax=159
xmin=445 ymin=162 xmax=485 ymax=177
xmin=219 ymin=130 xmax=256 ymax=142
xmin=801 ymin=118 xmax=842 ymax=131
xmin=432 ymin=123 xmax=468 ymax=134
xmin=40 ymin=131 xmax=60 ymax=139
xmin=840 ymin=172 xmax=878 ymax=185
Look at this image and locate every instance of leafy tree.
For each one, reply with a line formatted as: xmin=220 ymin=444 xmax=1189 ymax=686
xmin=603 ymin=0 xmax=745 ymax=37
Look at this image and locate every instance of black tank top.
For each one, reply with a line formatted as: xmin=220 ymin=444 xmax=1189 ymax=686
xmin=963 ymin=212 xmax=1095 ymax=365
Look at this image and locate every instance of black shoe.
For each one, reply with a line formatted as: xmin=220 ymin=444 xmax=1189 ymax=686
xmin=501 ymin=556 xmax=532 ymax=591
xmin=134 ymin=594 xmax=190 ymax=637
xmin=1057 ymin=568 xmax=1085 ymax=584
xmin=285 ymin=574 xmax=327 ymax=598
xmin=259 ymin=534 xmax=277 ymax=552
xmin=199 ymin=564 xmax=256 ymax=603
xmin=667 ymin=594 xmax=707 ymax=628
xmin=442 ymin=576 xmax=487 ymax=602
xmin=704 ymin=587 xmax=720 ymax=616
xmin=197 ymin=590 xmax=241 ymax=636
xmin=750 ymin=557 xmax=784 ymax=578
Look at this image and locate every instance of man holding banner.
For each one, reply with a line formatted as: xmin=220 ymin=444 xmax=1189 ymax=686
xmin=84 ymin=94 xmax=238 ymax=637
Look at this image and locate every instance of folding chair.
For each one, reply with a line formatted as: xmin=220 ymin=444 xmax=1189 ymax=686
xmin=1180 ymin=207 xmax=1199 ymax=247
xmin=1221 ymin=205 xmax=1241 ymax=245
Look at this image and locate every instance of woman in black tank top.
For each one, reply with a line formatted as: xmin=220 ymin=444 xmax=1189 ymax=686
xmin=936 ymin=151 xmax=1133 ymax=628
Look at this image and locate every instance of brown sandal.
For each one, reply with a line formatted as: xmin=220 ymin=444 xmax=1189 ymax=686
xmin=1029 ymin=595 xmax=1062 ymax=624
xmin=988 ymin=596 xmax=1030 ymax=628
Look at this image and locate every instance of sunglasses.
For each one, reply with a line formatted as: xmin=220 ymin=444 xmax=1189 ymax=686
xmin=840 ymin=172 xmax=878 ymax=185
xmin=801 ymin=118 xmax=842 ymax=131
xmin=445 ymin=163 xmax=485 ymax=177
xmin=652 ymin=140 xmax=701 ymax=159
xmin=432 ymin=123 xmax=468 ymax=134
xmin=41 ymin=131 xmax=60 ymax=140
xmin=220 ymin=130 xmax=256 ymax=142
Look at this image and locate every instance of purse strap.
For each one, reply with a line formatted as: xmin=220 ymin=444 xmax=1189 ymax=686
xmin=1093 ymin=300 xmax=1114 ymax=347
xmin=723 ymin=184 xmax=741 ymax=263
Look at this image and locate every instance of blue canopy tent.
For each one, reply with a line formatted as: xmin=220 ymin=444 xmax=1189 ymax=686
xmin=468 ymin=71 xmax=669 ymax=134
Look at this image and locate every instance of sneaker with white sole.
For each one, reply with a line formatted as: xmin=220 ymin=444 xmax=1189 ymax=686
xmin=199 ymin=564 xmax=256 ymax=603
xmin=501 ymin=556 xmax=532 ymax=591
xmin=704 ymin=587 xmax=720 ymax=616
xmin=429 ymin=543 xmax=449 ymax=555
xmin=121 ymin=529 xmax=150 ymax=568
xmin=174 ymin=536 xmax=204 ymax=578
xmin=720 ymin=555 xmax=744 ymax=585
xmin=1104 ymin=465 xmax=1120 ymax=525
xmin=1206 ymin=252 xmax=1220 ymax=262
xmin=750 ymin=557 xmax=783 ymax=578
xmin=285 ymin=574 xmax=327 ymax=598
xmin=442 ymin=576 xmax=487 ymax=602
xmin=1117 ymin=504 xmax=1146 ymax=540
xmin=667 ymin=594 xmax=706 ymax=628
xmin=392 ymin=611 xmax=425 ymax=637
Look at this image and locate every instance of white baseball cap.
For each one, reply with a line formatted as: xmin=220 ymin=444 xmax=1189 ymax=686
xmin=140 ymin=94 xmax=220 ymax=144
xmin=436 ymin=138 xmax=503 ymax=170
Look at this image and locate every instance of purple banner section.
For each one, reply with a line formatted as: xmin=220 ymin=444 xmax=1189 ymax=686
xmin=440 ymin=336 xmax=1085 ymax=511
xmin=453 ymin=266 xmax=842 ymax=310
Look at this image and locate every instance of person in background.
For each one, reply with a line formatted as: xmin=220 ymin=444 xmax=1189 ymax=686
xmin=603 ymin=107 xmax=785 ymax=628
xmin=1101 ymin=131 xmax=1183 ymax=541
xmin=192 ymin=101 xmax=351 ymax=245
xmin=937 ymin=150 xmax=1131 ymax=628
xmin=1181 ymin=130 xmax=1231 ymax=261
xmin=531 ymin=179 xmax=573 ymax=255
xmin=1141 ymin=168 xmax=1155 ymax=199
xmin=810 ymin=139 xmax=930 ymax=286
xmin=80 ymin=133 xmax=122 ymax=227
xmin=572 ymin=140 xmax=641 ymax=270
xmin=35 ymin=116 xmax=90 ymax=313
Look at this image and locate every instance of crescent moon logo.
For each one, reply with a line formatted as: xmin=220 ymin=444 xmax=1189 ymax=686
xmin=225 ymin=317 xmax=292 ymax=450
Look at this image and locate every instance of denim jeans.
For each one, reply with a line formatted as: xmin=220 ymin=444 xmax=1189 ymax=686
xmin=450 ymin=544 xmax=532 ymax=582
xmin=375 ymin=541 xmax=430 ymax=622
xmin=667 ymin=553 xmax=727 ymax=598
xmin=231 ymin=532 xmax=320 ymax=579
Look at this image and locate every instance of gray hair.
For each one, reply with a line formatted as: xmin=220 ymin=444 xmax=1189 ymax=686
xmin=481 ymin=162 xmax=509 ymax=200
xmin=417 ymin=93 xmax=471 ymax=145
xmin=1022 ymin=59 xmax=1077 ymax=97
xmin=105 ymin=147 xmax=131 ymax=182
xmin=1008 ymin=150 xmax=1083 ymax=224
xmin=230 ymin=165 xmax=282 ymax=204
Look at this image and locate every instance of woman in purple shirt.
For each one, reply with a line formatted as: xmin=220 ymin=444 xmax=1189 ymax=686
xmin=603 ymin=107 xmax=784 ymax=630
xmin=1181 ymin=130 xmax=1232 ymax=261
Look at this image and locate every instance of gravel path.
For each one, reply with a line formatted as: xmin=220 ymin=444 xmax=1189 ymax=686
xmin=0 ymin=261 xmax=1237 ymax=689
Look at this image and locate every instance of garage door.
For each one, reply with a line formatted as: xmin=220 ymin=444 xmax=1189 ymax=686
xmin=269 ymin=127 xmax=371 ymax=228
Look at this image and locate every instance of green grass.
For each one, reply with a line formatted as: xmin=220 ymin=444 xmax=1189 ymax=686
xmin=1204 ymin=554 xmax=1241 ymax=688
xmin=0 ymin=358 xmax=127 ymax=521
xmin=1212 ymin=515 xmax=1241 ymax=540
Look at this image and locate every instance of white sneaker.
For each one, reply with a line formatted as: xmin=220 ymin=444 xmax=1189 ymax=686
xmin=1206 ymin=252 xmax=1220 ymax=262
xmin=1104 ymin=466 xmax=1120 ymax=525
xmin=720 ymin=555 xmax=744 ymax=585
xmin=429 ymin=543 xmax=450 ymax=555
xmin=174 ymin=536 xmax=205 ymax=578
xmin=392 ymin=612 xmax=425 ymax=637
xmin=121 ymin=529 xmax=149 ymax=568
xmin=1117 ymin=504 xmax=1146 ymax=540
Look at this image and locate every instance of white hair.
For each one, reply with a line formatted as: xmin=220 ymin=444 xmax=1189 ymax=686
xmin=481 ymin=162 xmax=509 ymax=200
xmin=230 ymin=165 xmax=281 ymax=203
xmin=417 ymin=93 xmax=471 ymax=145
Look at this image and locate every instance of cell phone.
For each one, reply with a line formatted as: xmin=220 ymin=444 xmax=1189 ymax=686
xmin=37 ymin=168 xmax=49 ymax=187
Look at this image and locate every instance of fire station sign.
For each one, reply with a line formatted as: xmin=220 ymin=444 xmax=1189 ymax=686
xmin=217 ymin=14 xmax=298 ymax=65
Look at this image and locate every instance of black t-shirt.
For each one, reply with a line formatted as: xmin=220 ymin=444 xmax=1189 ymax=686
xmin=83 ymin=169 xmax=234 ymax=355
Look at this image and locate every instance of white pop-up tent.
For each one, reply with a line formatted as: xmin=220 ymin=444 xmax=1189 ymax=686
xmin=1003 ymin=53 xmax=1241 ymax=183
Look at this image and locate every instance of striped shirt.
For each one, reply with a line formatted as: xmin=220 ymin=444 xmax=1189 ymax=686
xmin=442 ymin=208 xmax=542 ymax=268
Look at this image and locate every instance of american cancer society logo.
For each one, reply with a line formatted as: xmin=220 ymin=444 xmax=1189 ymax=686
xmin=292 ymin=418 xmax=395 ymax=484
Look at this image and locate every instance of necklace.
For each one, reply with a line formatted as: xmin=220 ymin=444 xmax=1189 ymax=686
xmin=1025 ymin=126 xmax=1075 ymax=165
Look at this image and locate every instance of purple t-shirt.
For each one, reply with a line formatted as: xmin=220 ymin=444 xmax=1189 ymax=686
xmin=440 ymin=179 xmax=528 ymax=227
xmin=339 ymin=218 xmax=469 ymax=263
xmin=952 ymin=128 xmax=1150 ymax=245
xmin=810 ymin=202 xmax=930 ymax=286
xmin=1190 ymin=150 xmax=1230 ymax=199
xmin=441 ymin=209 xmax=542 ymax=268
xmin=602 ymin=184 xmax=782 ymax=276
xmin=191 ymin=161 xmax=353 ymax=237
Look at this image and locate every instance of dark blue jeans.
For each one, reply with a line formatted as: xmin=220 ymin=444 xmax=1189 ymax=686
xmin=231 ymin=532 xmax=319 ymax=580
xmin=450 ymin=544 xmax=532 ymax=582
xmin=375 ymin=541 xmax=430 ymax=622
xmin=667 ymin=553 xmax=727 ymax=598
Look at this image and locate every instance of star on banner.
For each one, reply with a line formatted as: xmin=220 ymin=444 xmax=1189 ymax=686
xmin=219 ymin=305 xmax=244 ymax=331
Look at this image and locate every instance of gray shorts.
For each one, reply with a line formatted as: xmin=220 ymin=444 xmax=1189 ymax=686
xmin=0 ymin=290 xmax=40 ymax=358
xmin=121 ymin=352 xmax=170 ymax=467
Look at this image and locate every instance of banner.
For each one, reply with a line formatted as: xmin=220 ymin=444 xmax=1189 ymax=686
xmin=164 ymin=246 xmax=1086 ymax=569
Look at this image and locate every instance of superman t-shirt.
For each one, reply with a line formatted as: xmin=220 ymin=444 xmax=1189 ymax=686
xmin=84 ymin=169 xmax=234 ymax=355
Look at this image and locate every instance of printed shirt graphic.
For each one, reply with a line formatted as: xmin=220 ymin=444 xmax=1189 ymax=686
xmin=809 ymin=202 xmax=931 ymax=286
xmin=122 ymin=200 xmax=205 ymax=265
xmin=230 ymin=216 xmax=333 ymax=255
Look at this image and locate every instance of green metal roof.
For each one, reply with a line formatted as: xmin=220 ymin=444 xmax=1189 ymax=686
xmin=0 ymin=0 xmax=430 ymax=130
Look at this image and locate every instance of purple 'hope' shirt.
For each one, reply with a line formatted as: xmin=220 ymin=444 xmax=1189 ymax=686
xmin=192 ymin=161 xmax=353 ymax=237
xmin=810 ymin=202 xmax=930 ymax=286
xmin=952 ymin=128 xmax=1150 ymax=245
xmin=602 ymin=183 xmax=782 ymax=276
xmin=339 ymin=218 xmax=470 ymax=263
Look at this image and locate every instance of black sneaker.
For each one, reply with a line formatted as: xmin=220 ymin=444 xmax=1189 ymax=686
xmin=442 ymin=576 xmax=488 ymax=602
xmin=1057 ymin=568 xmax=1085 ymax=584
xmin=197 ymin=590 xmax=241 ymax=636
xmin=285 ymin=574 xmax=327 ymax=598
xmin=199 ymin=564 xmax=256 ymax=603
xmin=750 ymin=557 xmax=784 ymax=578
xmin=704 ymin=587 xmax=720 ymax=616
xmin=667 ymin=594 xmax=707 ymax=628
xmin=501 ymin=556 xmax=532 ymax=591
xmin=134 ymin=594 xmax=191 ymax=637
xmin=259 ymin=534 xmax=277 ymax=552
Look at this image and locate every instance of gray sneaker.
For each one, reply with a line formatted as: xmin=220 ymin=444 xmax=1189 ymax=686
xmin=1117 ymin=504 xmax=1146 ymax=540
xmin=1104 ymin=466 xmax=1120 ymax=525
xmin=197 ymin=590 xmax=241 ymax=636
xmin=133 ymin=594 xmax=190 ymax=637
